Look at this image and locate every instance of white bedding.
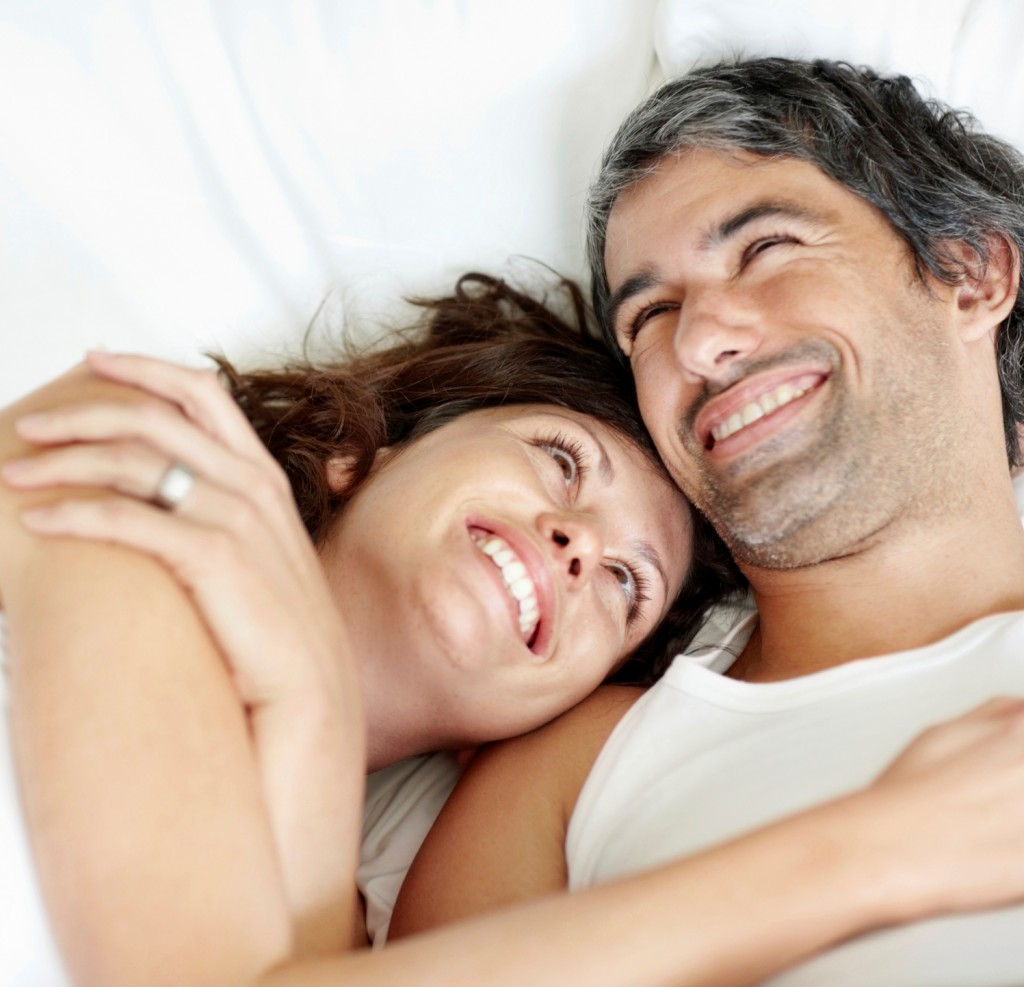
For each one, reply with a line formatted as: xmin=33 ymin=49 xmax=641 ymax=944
xmin=0 ymin=616 xmax=71 ymax=987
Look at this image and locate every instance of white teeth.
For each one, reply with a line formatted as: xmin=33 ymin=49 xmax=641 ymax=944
xmin=472 ymin=532 xmax=540 ymax=645
xmin=741 ymin=403 xmax=764 ymax=427
xmin=508 ymin=576 xmax=534 ymax=601
xmin=711 ymin=380 xmax=812 ymax=443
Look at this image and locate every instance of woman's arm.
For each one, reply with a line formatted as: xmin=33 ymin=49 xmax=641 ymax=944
xmin=5 ymin=353 xmax=369 ymax=954
xmin=0 ymin=367 xmax=305 ymax=987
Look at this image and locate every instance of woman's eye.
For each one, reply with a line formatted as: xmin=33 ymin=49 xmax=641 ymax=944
xmin=604 ymin=560 xmax=651 ymax=626
xmin=606 ymin=561 xmax=635 ymax=596
xmin=548 ymin=447 xmax=577 ymax=484
xmin=533 ymin=433 xmax=587 ymax=489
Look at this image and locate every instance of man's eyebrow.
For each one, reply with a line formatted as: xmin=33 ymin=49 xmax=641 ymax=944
xmin=702 ymin=200 xmax=822 ymax=249
xmin=606 ymin=271 xmax=659 ymax=336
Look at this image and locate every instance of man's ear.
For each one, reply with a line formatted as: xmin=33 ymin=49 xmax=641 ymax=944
xmin=947 ymin=234 xmax=1020 ymax=342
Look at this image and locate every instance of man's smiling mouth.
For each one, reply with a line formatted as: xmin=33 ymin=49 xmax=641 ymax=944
xmin=699 ymin=371 xmax=828 ymax=451
xmin=710 ymin=379 xmax=816 ymax=445
xmin=472 ymin=530 xmax=541 ymax=645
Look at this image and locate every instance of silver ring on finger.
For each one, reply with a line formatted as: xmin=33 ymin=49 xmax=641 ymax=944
xmin=153 ymin=462 xmax=196 ymax=512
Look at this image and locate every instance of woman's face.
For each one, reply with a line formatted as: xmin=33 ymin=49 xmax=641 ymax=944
xmin=322 ymin=404 xmax=692 ymax=747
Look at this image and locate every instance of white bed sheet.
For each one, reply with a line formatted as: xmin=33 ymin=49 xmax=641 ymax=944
xmin=0 ymin=0 xmax=660 ymax=404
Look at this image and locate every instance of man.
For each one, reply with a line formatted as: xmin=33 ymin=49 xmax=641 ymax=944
xmin=392 ymin=58 xmax=1024 ymax=982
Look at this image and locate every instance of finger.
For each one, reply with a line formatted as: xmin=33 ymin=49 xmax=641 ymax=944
xmin=19 ymin=489 xmax=311 ymax=584
xmin=15 ymin=400 xmax=289 ymax=503
xmin=3 ymin=441 xmax=170 ymax=501
xmin=85 ymin=351 xmax=267 ymax=458
xmin=11 ymin=448 xmax=302 ymax=560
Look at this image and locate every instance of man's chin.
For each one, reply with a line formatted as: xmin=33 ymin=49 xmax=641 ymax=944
xmin=702 ymin=466 xmax=857 ymax=570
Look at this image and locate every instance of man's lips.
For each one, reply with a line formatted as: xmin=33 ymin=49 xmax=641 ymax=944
xmin=694 ymin=369 xmax=829 ymax=453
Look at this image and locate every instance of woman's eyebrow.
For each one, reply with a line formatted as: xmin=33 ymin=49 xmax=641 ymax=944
xmin=634 ymin=538 xmax=669 ymax=603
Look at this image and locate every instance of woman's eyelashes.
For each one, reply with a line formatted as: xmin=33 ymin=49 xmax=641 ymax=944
xmin=534 ymin=431 xmax=589 ymax=489
xmin=605 ymin=560 xmax=650 ymax=626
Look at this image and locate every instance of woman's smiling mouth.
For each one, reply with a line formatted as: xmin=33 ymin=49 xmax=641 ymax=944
xmin=471 ymin=530 xmax=541 ymax=646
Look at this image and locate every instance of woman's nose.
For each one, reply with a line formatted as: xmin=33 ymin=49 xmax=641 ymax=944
xmin=541 ymin=513 xmax=604 ymax=583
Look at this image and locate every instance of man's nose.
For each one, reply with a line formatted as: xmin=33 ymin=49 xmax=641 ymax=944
xmin=672 ymin=285 xmax=764 ymax=381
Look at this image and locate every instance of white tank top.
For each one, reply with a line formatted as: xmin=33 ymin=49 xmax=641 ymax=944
xmin=568 ymin=608 xmax=1024 ymax=986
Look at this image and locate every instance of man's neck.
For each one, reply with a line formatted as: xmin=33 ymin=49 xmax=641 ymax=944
xmin=729 ymin=482 xmax=1024 ymax=683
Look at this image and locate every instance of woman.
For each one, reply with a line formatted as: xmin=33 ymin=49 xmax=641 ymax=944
xmin=4 ymin=274 xmax=1024 ymax=987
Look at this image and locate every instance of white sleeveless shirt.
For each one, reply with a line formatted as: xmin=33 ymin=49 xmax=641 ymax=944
xmin=568 ymin=607 xmax=1024 ymax=986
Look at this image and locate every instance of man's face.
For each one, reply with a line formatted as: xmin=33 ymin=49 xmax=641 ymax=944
xmin=604 ymin=148 xmax=974 ymax=569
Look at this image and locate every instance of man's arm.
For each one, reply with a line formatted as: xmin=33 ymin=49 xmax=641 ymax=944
xmin=383 ymin=688 xmax=1024 ymax=987
xmin=0 ymin=366 xmax=294 ymax=987
xmin=390 ymin=685 xmax=638 ymax=933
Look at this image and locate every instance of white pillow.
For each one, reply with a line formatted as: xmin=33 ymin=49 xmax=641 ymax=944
xmin=0 ymin=0 xmax=660 ymax=404
xmin=653 ymin=0 xmax=1024 ymax=150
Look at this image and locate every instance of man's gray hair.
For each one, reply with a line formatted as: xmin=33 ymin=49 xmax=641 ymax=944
xmin=586 ymin=57 xmax=1024 ymax=465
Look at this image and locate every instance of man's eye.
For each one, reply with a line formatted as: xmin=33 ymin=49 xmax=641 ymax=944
xmin=741 ymin=235 xmax=797 ymax=266
xmin=622 ymin=302 xmax=678 ymax=346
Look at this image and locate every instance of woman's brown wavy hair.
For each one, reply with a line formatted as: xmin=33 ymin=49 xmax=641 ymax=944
xmin=215 ymin=272 xmax=743 ymax=686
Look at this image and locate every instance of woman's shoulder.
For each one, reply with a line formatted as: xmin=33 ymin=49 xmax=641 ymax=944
xmin=0 ymin=363 xmax=153 ymax=593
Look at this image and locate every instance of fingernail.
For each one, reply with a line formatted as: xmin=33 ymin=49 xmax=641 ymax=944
xmin=15 ymin=413 xmax=51 ymax=435
xmin=20 ymin=507 xmax=55 ymax=528
xmin=1 ymin=459 xmax=30 ymax=479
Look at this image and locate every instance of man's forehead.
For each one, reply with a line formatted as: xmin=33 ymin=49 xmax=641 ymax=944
xmin=605 ymin=150 xmax=850 ymax=272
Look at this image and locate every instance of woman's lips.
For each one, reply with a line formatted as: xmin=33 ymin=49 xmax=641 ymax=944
xmin=467 ymin=522 xmax=553 ymax=656
xmin=471 ymin=529 xmax=541 ymax=643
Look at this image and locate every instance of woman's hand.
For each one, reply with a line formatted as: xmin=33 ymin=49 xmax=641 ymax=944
xmin=2 ymin=351 xmax=346 ymax=709
xmin=1 ymin=351 xmax=365 ymax=954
